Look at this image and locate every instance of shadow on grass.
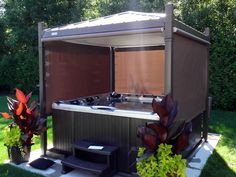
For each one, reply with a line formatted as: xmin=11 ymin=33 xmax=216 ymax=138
xmin=0 ymin=164 xmax=44 ymax=177
xmin=200 ymin=149 xmax=236 ymax=177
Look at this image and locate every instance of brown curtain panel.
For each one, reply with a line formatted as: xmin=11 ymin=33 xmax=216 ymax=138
xmin=115 ymin=48 xmax=165 ymax=95
xmin=44 ymin=41 xmax=110 ymax=114
xmin=172 ymin=34 xmax=208 ymax=121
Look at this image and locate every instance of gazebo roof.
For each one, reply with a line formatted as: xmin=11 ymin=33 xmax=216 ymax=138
xmin=42 ymin=11 xmax=166 ymax=45
xmin=50 ymin=11 xmax=165 ymax=30
xmin=41 ymin=10 xmax=209 ymax=47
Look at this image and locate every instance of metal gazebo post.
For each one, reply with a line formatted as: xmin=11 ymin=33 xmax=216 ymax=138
xmin=164 ymin=3 xmax=173 ymax=95
xmin=38 ymin=22 xmax=47 ymax=156
xmin=203 ymin=27 xmax=210 ymax=142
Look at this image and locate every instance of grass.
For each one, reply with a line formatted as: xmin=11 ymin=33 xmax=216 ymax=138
xmin=31 ymin=116 xmax=53 ymax=151
xmin=0 ymin=164 xmax=44 ymax=177
xmin=0 ymin=96 xmax=12 ymax=163
xmin=200 ymin=110 xmax=236 ymax=177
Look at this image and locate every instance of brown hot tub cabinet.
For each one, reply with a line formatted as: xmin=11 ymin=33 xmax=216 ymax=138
xmin=39 ymin=4 xmax=210 ymax=174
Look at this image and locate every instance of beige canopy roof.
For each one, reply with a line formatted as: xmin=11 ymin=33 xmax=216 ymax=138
xmin=41 ymin=11 xmax=208 ymax=47
xmin=42 ymin=11 xmax=166 ymax=47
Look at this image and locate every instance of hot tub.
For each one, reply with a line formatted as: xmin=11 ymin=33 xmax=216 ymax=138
xmin=52 ymin=92 xmax=161 ymax=172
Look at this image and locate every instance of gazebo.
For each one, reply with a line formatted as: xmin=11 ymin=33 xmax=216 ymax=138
xmin=38 ymin=4 xmax=210 ymax=174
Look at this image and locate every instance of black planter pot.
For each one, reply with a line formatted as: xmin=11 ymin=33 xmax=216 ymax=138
xmin=7 ymin=145 xmax=31 ymax=165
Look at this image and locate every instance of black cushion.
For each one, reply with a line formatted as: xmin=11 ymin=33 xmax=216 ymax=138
xmin=29 ymin=158 xmax=55 ymax=170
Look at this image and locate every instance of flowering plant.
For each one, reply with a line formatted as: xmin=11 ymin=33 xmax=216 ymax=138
xmin=1 ymin=88 xmax=46 ymax=147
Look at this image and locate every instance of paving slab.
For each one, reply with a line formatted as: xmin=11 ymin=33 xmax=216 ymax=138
xmin=186 ymin=133 xmax=220 ymax=177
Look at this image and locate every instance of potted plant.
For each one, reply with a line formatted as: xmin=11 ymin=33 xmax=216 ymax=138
xmin=133 ymin=94 xmax=192 ymax=177
xmin=1 ymin=88 xmax=46 ymax=164
xmin=3 ymin=124 xmax=24 ymax=164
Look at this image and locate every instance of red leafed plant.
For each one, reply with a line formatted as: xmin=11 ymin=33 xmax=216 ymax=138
xmin=1 ymin=88 xmax=46 ymax=147
xmin=137 ymin=94 xmax=192 ymax=159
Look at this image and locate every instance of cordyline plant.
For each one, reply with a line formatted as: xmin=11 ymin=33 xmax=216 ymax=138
xmin=137 ymin=94 xmax=192 ymax=159
xmin=1 ymin=88 xmax=46 ymax=147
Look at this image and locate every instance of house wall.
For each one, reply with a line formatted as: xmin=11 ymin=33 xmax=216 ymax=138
xmin=44 ymin=41 xmax=110 ymax=114
xmin=172 ymin=34 xmax=208 ymax=121
xmin=114 ymin=47 xmax=165 ymax=95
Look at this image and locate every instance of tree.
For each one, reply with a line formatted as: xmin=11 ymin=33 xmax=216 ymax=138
xmin=0 ymin=17 xmax=5 ymax=57
xmin=1 ymin=0 xmax=78 ymax=92
xmin=77 ymin=0 xmax=172 ymax=20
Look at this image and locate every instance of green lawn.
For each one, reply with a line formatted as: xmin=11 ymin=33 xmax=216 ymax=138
xmin=0 ymin=164 xmax=44 ymax=177
xmin=200 ymin=110 xmax=236 ymax=177
xmin=0 ymin=94 xmax=236 ymax=176
xmin=0 ymin=95 xmax=13 ymax=163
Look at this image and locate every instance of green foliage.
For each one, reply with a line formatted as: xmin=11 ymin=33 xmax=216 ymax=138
xmin=129 ymin=0 xmax=176 ymax=12
xmin=0 ymin=0 xmax=77 ymax=92
xmin=0 ymin=18 xmax=6 ymax=57
xmin=137 ymin=147 xmax=146 ymax=157
xmin=3 ymin=125 xmax=21 ymax=147
xmin=97 ymin=0 xmax=129 ymax=15
xmin=0 ymin=52 xmax=38 ymax=93
xmin=137 ymin=144 xmax=186 ymax=177
xmin=80 ymin=0 xmax=178 ymax=19
xmin=14 ymin=53 xmax=39 ymax=93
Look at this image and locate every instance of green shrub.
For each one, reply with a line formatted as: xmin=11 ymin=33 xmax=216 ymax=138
xmin=3 ymin=125 xmax=21 ymax=147
xmin=0 ymin=52 xmax=38 ymax=93
xmin=0 ymin=18 xmax=6 ymax=56
xmin=137 ymin=144 xmax=186 ymax=177
xmin=14 ymin=52 xmax=39 ymax=93
xmin=209 ymin=35 xmax=236 ymax=110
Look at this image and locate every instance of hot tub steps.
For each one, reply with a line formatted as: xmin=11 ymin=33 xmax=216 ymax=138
xmin=61 ymin=140 xmax=119 ymax=177
xmin=61 ymin=156 xmax=109 ymax=174
xmin=74 ymin=140 xmax=119 ymax=156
